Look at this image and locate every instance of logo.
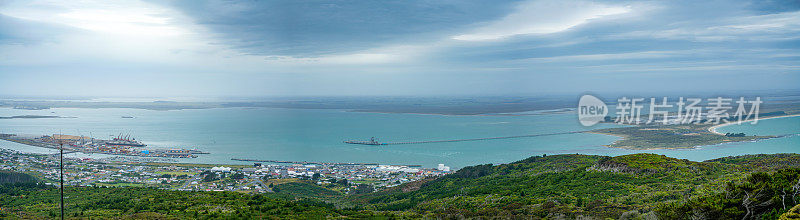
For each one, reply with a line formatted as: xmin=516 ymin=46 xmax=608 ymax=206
xmin=578 ymin=95 xmax=607 ymax=126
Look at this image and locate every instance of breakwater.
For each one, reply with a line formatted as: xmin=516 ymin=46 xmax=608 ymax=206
xmin=345 ymin=131 xmax=583 ymax=145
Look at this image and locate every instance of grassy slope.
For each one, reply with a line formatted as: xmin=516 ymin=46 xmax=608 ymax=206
xmin=3 ymin=153 xmax=800 ymax=219
xmin=0 ymin=184 xmax=388 ymax=219
xmin=351 ymin=153 xmax=800 ymax=219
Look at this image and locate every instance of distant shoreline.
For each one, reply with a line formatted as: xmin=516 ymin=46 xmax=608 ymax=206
xmin=350 ymin=108 xmax=575 ymax=116
xmin=1 ymin=105 xmax=574 ymax=116
xmin=0 ymin=115 xmax=69 ymax=119
xmin=0 ymin=97 xmax=578 ymax=115
xmin=708 ymin=114 xmax=800 ymax=135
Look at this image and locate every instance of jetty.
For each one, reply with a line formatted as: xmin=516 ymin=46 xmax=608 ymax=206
xmin=344 ymin=131 xmax=584 ymax=146
xmin=343 ymin=137 xmax=387 ymax=145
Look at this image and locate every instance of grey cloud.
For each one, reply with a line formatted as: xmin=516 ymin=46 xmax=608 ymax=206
xmin=158 ymin=0 xmax=521 ymax=56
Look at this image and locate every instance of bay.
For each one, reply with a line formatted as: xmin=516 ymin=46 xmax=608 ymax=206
xmin=0 ymin=107 xmax=797 ymax=168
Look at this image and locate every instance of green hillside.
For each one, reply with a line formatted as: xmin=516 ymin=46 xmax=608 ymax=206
xmin=0 ymin=171 xmax=37 ymax=184
xmin=0 ymin=183 xmax=392 ymax=219
xmin=352 ymin=153 xmax=800 ymax=219
xmin=3 ymin=153 xmax=800 ymax=219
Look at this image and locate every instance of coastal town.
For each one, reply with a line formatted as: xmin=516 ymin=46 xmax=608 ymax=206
xmin=0 ymin=147 xmax=452 ymax=194
xmin=0 ymin=133 xmax=206 ymax=158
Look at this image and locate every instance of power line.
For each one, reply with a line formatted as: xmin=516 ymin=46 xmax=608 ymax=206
xmin=58 ymin=139 xmax=64 ymax=220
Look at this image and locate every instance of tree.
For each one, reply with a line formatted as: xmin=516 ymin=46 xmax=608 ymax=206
xmin=0 ymin=171 xmax=36 ymax=183
xmin=231 ymin=173 xmax=245 ymax=180
xmin=781 ymin=204 xmax=800 ymax=219
xmin=352 ymin=184 xmax=374 ymax=194
xmin=203 ymin=173 xmax=218 ymax=182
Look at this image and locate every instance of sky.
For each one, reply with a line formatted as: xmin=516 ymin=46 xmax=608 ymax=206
xmin=0 ymin=0 xmax=798 ymax=97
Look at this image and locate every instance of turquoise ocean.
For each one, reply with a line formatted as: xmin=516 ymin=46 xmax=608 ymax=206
xmin=0 ymin=107 xmax=797 ymax=168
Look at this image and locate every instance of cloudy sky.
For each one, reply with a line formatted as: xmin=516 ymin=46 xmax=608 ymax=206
xmin=0 ymin=0 xmax=798 ymax=97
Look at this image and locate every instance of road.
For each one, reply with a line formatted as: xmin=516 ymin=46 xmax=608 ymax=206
xmin=181 ymin=173 xmax=202 ymax=189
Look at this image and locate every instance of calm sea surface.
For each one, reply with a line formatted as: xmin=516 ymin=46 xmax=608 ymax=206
xmin=0 ymin=107 xmax=797 ymax=168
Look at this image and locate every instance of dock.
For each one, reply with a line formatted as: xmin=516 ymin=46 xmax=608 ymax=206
xmin=0 ymin=133 xmax=206 ymax=159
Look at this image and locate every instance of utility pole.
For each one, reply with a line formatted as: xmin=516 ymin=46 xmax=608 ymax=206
xmin=59 ymin=140 xmax=64 ymax=220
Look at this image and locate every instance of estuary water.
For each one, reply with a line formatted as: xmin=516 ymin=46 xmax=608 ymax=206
xmin=0 ymin=107 xmax=798 ymax=168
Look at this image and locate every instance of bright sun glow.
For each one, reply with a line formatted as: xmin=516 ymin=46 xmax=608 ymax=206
xmin=57 ymin=9 xmax=183 ymax=36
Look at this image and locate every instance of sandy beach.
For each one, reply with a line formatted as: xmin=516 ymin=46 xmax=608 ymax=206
xmin=708 ymin=114 xmax=800 ymax=135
